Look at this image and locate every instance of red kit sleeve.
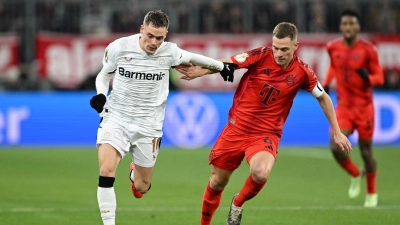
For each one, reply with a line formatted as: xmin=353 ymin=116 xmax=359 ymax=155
xmin=366 ymin=46 xmax=384 ymax=86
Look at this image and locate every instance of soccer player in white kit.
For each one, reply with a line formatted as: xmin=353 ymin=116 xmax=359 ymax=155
xmin=89 ymin=10 xmax=236 ymax=225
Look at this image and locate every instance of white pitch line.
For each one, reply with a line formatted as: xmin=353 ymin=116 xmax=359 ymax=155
xmin=283 ymin=149 xmax=333 ymax=159
xmin=1 ymin=205 xmax=400 ymax=213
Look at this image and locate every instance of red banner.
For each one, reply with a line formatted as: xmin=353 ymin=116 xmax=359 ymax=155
xmin=0 ymin=34 xmax=19 ymax=77
xmin=36 ymin=33 xmax=122 ymax=88
xmin=35 ymin=33 xmax=400 ymax=90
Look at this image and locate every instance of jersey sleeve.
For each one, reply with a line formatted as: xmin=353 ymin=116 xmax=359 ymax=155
xmin=366 ymin=45 xmax=384 ymax=86
xmin=301 ymin=63 xmax=320 ymax=93
xmin=170 ymin=43 xmax=183 ymax=67
xmin=170 ymin=44 xmax=224 ymax=71
xmin=230 ymin=47 xmax=269 ymax=69
xmin=323 ymin=66 xmax=336 ymax=86
xmin=322 ymin=44 xmax=336 ymax=86
xmin=102 ymin=40 xmax=120 ymax=73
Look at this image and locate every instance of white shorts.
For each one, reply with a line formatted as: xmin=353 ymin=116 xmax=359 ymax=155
xmin=96 ymin=113 xmax=161 ymax=167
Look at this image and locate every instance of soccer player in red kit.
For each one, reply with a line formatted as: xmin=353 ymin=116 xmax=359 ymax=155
xmin=177 ymin=22 xmax=352 ymax=225
xmin=322 ymin=9 xmax=384 ymax=207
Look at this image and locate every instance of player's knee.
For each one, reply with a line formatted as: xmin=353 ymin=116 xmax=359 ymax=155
xmin=360 ymin=149 xmax=373 ymax=160
xmin=209 ymin=176 xmax=229 ymax=191
xmin=251 ymin=167 xmax=270 ymax=183
xmin=99 ymin=166 xmax=116 ymax=177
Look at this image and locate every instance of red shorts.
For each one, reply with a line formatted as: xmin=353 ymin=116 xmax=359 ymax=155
xmin=336 ymin=103 xmax=374 ymax=141
xmin=209 ymin=124 xmax=281 ymax=171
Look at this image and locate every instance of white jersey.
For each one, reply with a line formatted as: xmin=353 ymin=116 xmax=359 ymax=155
xmin=101 ymin=34 xmax=182 ymax=137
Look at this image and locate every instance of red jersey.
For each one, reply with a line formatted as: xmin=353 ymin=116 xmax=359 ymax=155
xmin=229 ymin=47 xmax=319 ymax=135
xmin=323 ymin=38 xmax=384 ymax=107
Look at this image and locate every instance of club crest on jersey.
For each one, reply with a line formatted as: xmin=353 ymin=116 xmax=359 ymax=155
xmin=234 ymin=53 xmax=248 ymax=63
xmin=124 ymin=57 xmax=133 ymax=62
xmin=158 ymin=58 xmax=166 ymax=66
xmin=285 ymin=74 xmax=297 ymax=86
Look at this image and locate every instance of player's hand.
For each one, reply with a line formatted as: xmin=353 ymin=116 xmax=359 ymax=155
xmin=356 ymin=68 xmax=369 ymax=81
xmin=220 ymin=62 xmax=238 ymax=82
xmin=323 ymin=85 xmax=330 ymax=95
xmin=90 ymin=94 xmax=106 ymax=113
xmin=332 ymin=130 xmax=352 ymax=154
xmin=176 ymin=63 xmax=209 ymax=81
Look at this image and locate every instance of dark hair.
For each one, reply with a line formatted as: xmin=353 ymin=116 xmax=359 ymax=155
xmin=143 ymin=10 xmax=169 ymax=29
xmin=341 ymin=9 xmax=360 ymax=22
xmin=272 ymin=22 xmax=298 ymax=41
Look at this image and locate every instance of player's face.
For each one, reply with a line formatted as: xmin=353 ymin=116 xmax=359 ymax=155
xmin=272 ymin=36 xmax=298 ymax=68
xmin=139 ymin=23 xmax=168 ymax=55
xmin=340 ymin=16 xmax=359 ymax=42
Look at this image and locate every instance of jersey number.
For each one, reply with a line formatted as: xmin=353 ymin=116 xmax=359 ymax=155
xmin=259 ymin=83 xmax=280 ymax=106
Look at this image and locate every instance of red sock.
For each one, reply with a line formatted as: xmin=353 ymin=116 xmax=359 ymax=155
xmin=365 ymin=171 xmax=377 ymax=194
xmin=200 ymin=182 xmax=223 ymax=225
xmin=338 ymin=158 xmax=360 ymax=177
xmin=233 ymin=176 xmax=266 ymax=207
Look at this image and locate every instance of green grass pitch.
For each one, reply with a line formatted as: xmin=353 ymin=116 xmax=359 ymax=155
xmin=0 ymin=147 xmax=399 ymax=225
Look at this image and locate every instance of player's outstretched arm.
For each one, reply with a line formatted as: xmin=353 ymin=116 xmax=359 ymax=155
xmin=176 ymin=57 xmax=237 ymax=81
xmin=175 ymin=63 xmax=213 ymax=80
xmin=316 ymin=92 xmax=353 ymax=153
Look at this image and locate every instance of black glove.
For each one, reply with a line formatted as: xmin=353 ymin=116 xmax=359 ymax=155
xmin=220 ymin=62 xmax=238 ymax=82
xmin=90 ymin=94 xmax=106 ymax=113
xmin=323 ymin=85 xmax=330 ymax=95
xmin=356 ymin=68 xmax=369 ymax=81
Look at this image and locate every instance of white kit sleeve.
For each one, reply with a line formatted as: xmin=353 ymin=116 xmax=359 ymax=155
xmin=171 ymin=44 xmax=223 ymax=71
xmin=95 ymin=41 xmax=119 ymax=95
xmin=180 ymin=50 xmax=224 ymax=71
xmin=95 ymin=70 xmax=114 ymax=95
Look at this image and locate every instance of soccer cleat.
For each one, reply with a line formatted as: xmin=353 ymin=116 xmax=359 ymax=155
xmin=129 ymin=162 xmax=143 ymax=198
xmin=348 ymin=170 xmax=364 ymax=199
xmin=226 ymin=194 xmax=243 ymax=225
xmin=364 ymin=193 xmax=378 ymax=207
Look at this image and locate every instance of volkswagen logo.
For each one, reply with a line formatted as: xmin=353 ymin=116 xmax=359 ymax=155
xmin=164 ymin=92 xmax=219 ymax=148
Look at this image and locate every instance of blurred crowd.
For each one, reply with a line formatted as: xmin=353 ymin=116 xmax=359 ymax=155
xmin=0 ymin=0 xmax=399 ymax=91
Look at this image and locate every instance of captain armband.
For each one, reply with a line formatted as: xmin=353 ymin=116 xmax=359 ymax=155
xmin=311 ymin=82 xmax=324 ymax=98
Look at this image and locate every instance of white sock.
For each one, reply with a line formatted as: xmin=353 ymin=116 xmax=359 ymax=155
xmin=97 ymin=187 xmax=116 ymax=225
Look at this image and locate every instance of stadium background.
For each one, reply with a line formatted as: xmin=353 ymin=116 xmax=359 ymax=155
xmin=1 ymin=0 xmax=400 ymax=225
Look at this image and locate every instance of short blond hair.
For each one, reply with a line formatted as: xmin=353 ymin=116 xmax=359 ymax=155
xmin=273 ymin=22 xmax=298 ymax=41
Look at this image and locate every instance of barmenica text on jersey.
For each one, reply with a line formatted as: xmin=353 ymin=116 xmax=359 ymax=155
xmin=118 ymin=67 xmax=165 ymax=81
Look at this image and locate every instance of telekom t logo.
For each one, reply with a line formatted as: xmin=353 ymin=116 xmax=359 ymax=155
xmin=259 ymin=83 xmax=280 ymax=106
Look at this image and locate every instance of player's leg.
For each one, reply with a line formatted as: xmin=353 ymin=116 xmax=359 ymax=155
xmin=97 ymin=143 xmax=122 ymax=225
xmin=226 ymin=134 xmax=278 ymax=225
xmin=330 ymin=128 xmax=360 ymax=175
xmin=201 ymin=125 xmax=244 ymax=225
xmin=130 ymin=164 xmax=154 ymax=197
xmin=330 ymin=107 xmax=360 ymax=176
xmin=96 ymin=115 xmax=130 ymax=225
xmin=358 ymin=138 xmax=378 ymax=207
xmin=357 ymin=108 xmax=377 ymax=207
xmin=129 ymin=136 xmax=160 ymax=198
xmin=330 ymin=128 xmax=362 ymax=198
xmin=201 ymin=166 xmax=234 ymax=225
xmin=330 ymin=108 xmax=362 ymax=198
xmin=233 ymin=151 xmax=273 ymax=207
